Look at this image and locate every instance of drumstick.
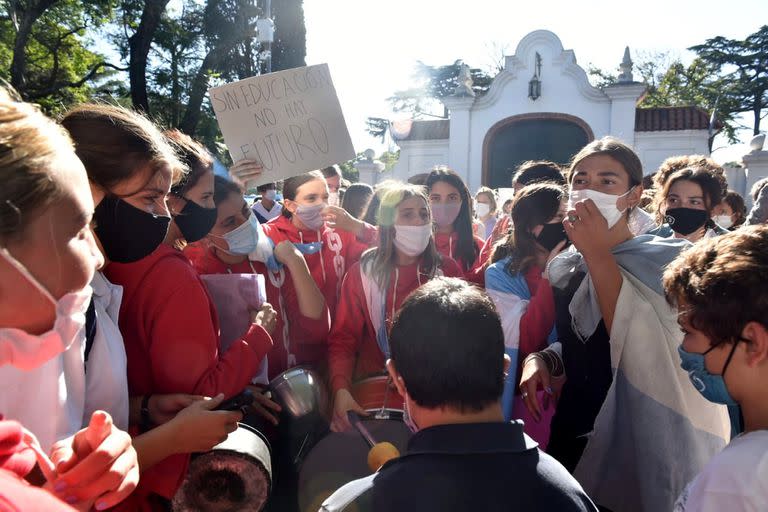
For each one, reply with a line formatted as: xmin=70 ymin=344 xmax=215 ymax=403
xmin=347 ymin=411 xmax=377 ymax=448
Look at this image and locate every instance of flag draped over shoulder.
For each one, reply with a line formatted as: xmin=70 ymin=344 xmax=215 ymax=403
xmin=548 ymin=235 xmax=730 ymax=512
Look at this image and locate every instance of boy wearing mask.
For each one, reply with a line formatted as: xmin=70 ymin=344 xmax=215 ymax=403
xmin=664 ymin=225 xmax=768 ymax=511
xmin=253 ymin=182 xmax=282 ymax=223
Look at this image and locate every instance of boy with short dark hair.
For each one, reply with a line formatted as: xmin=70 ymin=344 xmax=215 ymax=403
xmin=664 ymin=225 xmax=768 ymax=511
xmin=253 ymin=182 xmax=282 ymax=223
xmin=321 ymin=277 xmax=597 ymax=512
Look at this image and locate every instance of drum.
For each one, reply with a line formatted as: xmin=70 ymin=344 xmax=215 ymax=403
xmin=172 ymin=423 xmax=272 ymax=512
xmin=297 ymin=417 xmax=411 ymax=512
xmin=350 ymin=375 xmax=404 ymax=419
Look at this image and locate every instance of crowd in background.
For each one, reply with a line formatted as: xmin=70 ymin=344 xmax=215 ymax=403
xmin=1 ymin=86 xmax=768 ymax=512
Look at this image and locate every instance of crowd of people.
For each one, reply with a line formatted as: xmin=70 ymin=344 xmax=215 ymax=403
xmin=1 ymin=85 xmax=767 ymax=512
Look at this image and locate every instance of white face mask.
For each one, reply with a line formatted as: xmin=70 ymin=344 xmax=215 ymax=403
xmin=263 ymin=189 xmax=277 ymax=201
xmin=476 ymin=203 xmax=491 ymax=219
xmin=214 ymin=212 xmax=260 ymax=255
xmin=569 ymin=187 xmax=634 ymax=229
xmin=393 ymin=224 xmax=432 ymax=257
xmin=714 ymin=214 xmax=733 ymax=229
xmin=0 ymin=248 xmax=92 ymax=370
xmin=327 ymin=192 xmax=340 ymax=207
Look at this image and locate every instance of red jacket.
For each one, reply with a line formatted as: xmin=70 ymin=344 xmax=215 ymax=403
xmin=465 ymin=233 xmax=497 ymax=286
xmin=259 ymin=215 xmax=375 ymax=365
xmin=329 ymin=257 xmax=464 ymax=393
xmin=0 ymin=419 xmax=76 ymax=511
xmin=184 ymin=246 xmax=331 ymax=379
xmin=517 ymin=265 xmax=556 ymax=359
xmin=104 ymin=244 xmax=273 ymax=502
xmin=433 ymin=230 xmax=484 ymax=277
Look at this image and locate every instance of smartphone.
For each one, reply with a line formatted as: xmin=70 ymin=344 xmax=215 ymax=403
xmin=215 ymin=389 xmax=254 ymax=412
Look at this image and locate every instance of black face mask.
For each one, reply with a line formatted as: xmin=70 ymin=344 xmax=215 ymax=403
xmin=173 ymin=198 xmax=217 ymax=243
xmin=535 ymin=222 xmax=570 ymax=252
xmin=94 ymin=196 xmax=170 ymax=263
xmin=665 ymin=208 xmax=708 ymax=236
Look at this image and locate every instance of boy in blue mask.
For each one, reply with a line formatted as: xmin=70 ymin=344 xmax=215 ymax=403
xmin=664 ymin=224 xmax=768 ymax=511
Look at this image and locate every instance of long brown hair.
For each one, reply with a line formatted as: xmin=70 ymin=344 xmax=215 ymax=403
xmin=61 ymin=103 xmax=183 ymax=195
xmin=567 ymin=137 xmax=643 ymax=188
xmin=165 ymin=129 xmax=213 ymax=196
xmin=281 ymin=170 xmax=325 ymax=219
xmin=426 ymin=166 xmax=478 ymax=271
xmin=655 ymin=166 xmax=727 ymax=226
xmin=361 ymin=183 xmax=441 ymax=288
xmin=491 ymin=183 xmax=565 ymax=275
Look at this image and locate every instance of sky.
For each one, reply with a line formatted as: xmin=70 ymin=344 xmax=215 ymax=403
xmin=302 ymin=0 xmax=768 ymax=164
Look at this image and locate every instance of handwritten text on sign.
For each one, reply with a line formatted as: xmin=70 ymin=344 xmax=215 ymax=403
xmin=209 ymin=64 xmax=355 ymax=186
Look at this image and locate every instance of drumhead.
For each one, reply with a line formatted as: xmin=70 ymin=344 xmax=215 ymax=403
xmin=172 ymin=424 xmax=273 ymax=512
xmin=297 ymin=418 xmax=411 ymax=512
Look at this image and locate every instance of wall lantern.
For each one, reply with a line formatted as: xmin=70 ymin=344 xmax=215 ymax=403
xmin=528 ymin=52 xmax=542 ymax=101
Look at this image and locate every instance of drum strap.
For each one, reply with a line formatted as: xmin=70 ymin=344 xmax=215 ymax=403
xmin=320 ymin=473 xmax=376 ymax=512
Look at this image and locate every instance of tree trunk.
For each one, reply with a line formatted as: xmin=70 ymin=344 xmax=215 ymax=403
xmin=270 ymin=0 xmax=306 ymax=72
xmin=170 ymin=46 xmax=180 ymax=126
xmin=9 ymin=0 xmax=57 ymax=95
xmin=179 ymin=49 xmax=220 ymax=135
xmin=755 ymin=91 xmax=762 ymax=135
xmin=128 ymin=0 xmax=171 ymax=113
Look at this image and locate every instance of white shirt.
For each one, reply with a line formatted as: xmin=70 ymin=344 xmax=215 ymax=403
xmin=253 ymin=200 xmax=282 ymax=222
xmin=0 ymin=321 xmax=86 ymax=452
xmin=83 ymin=271 xmax=129 ymax=431
xmin=674 ymin=430 xmax=768 ymax=511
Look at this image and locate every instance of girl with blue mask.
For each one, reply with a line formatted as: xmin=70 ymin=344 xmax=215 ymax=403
xmin=664 ymin=225 xmax=768 ymax=511
xmin=187 ymin=175 xmax=327 ymax=380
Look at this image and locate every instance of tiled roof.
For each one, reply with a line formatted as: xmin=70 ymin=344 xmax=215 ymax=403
xmin=635 ymin=106 xmax=719 ymax=132
xmin=390 ymin=119 xmax=450 ymax=141
xmin=391 ymin=106 xmax=718 ymax=142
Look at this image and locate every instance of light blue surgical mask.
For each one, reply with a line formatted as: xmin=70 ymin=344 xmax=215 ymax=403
xmin=219 ymin=212 xmax=260 ymax=255
xmin=678 ymin=342 xmax=741 ymax=406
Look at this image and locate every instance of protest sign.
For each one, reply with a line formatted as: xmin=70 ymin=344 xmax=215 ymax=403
xmin=208 ymin=63 xmax=355 ymax=187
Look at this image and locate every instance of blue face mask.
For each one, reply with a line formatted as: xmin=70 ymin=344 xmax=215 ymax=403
xmin=678 ymin=342 xmax=740 ymax=406
xmin=220 ymin=213 xmax=260 ymax=255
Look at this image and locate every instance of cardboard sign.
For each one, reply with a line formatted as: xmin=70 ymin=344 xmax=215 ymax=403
xmin=208 ymin=64 xmax=355 ymax=186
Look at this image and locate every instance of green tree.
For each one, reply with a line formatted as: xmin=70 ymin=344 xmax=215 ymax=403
xmin=388 ymin=60 xmax=493 ymax=117
xmin=365 ymin=60 xmax=492 ymax=139
xmin=0 ymin=0 xmax=120 ymax=112
xmin=588 ymin=52 xmax=737 ymax=148
xmin=690 ymin=25 xmax=768 ymax=135
xmin=643 ymin=58 xmax=740 ymax=147
xmin=270 ymin=0 xmax=305 ymax=71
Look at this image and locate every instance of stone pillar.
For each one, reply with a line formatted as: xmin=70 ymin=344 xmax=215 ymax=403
xmin=354 ymin=149 xmax=385 ymax=186
xmin=723 ymin=164 xmax=747 ymax=199
xmin=603 ymin=83 xmax=646 ymax=145
xmin=743 ymin=150 xmax=768 ymax=209
xmin=442 ymin=95 xmax=475 ymax=188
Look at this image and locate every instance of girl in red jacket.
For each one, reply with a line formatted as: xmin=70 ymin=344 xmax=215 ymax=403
xmin=186 ymin=176 xmax=329 ymax=379
xmin=328 ymin=183 xmax=464 ymax=431
xmin=259 ymin=171 xmax=378 ymax=371
xmin=101 ymin=130 xmax=277 ymax=507
xmin=426 ymin=166 xmax=484 ymax=278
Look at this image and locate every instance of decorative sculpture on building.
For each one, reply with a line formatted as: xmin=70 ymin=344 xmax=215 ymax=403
xmin=618 ymin=46 xmax=634 ymax=83
xmin=453 ymin=61 xmax=476 ymax=97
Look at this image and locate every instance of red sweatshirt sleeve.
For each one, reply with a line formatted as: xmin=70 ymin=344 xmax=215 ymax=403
xmin=465 ymin=234 xmax=495 ymax=285
xmin=343 ymin=225 xmax=376 ymax=266
xmin=146 ymin=264 xmax=271 ymax=398
xmin=328 ymin=266 xmax=368 ymax=393
xmin=517 ymin=267 xmax=556 ymax=356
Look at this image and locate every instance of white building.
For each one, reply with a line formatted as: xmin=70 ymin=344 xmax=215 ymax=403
xmin=370 ymin=30 xmax=714 ymax=192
